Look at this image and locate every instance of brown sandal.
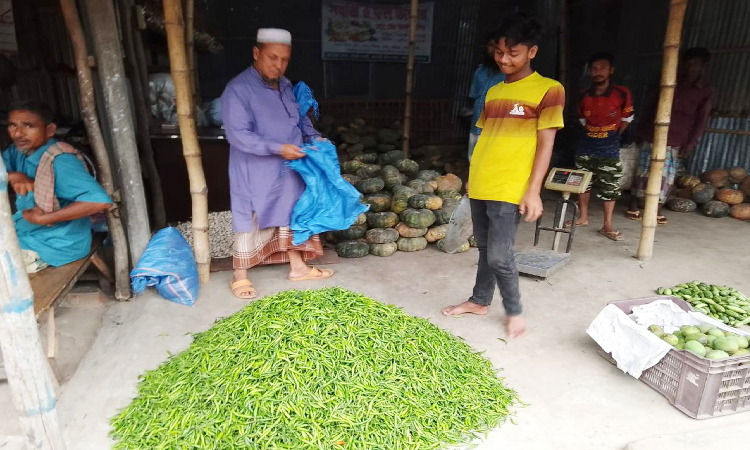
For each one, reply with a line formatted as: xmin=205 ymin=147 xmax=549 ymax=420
xmin=230 ymin=279 xmax=257 ymax=299
xmin=288 ymin=267 xmax=334 ymax=281
xmin=598 ymin=229 xmax=624 ymax=241
xmin=626 ymin=210 xmax=642 ymax=221
xmin=657 ymin=215 xmax=668 ymax=225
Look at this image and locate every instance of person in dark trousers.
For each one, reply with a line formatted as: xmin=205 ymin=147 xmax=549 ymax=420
xmin=441 ymin=13 xmax=565 ymax=339
xmin=627 ymin=47 xmax=713 ymax=224
xmin=567 ymin=52 xmax=634 ymax=241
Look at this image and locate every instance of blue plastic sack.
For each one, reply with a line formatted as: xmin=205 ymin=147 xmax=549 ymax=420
xmin=290 ymin=140 xmax=369 ymax=245
xmin=130 ymin=227 xmax=199 ymax=305
xmin=293 ymin=81 xmax=319 ymax=120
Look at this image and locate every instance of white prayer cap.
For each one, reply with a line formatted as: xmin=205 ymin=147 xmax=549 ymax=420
xmin=257 ymin=28 xmax=292 ymax=45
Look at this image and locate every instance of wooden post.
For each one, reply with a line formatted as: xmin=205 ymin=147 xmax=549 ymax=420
xmin=163 ymin=0 xmax=211 ymax=282
xmin=559 ymin=0 xmax=569 ymax=90
xmin=0 ymin=162 xmax=66 ymax=449
xmin=636 ymin=0 xmax=688 ymax=261
xmin=59 ymin=0 xmax=131 ymax=301
xmin=83 ymin=0 xmax=152 ymax=263
xmin=117 ymin=0 xmax=167 ymax=230
xmin=183 ymin=0 xmax=200 ymax=103
xmin=402 ymin=0 xmax=419 ymax=158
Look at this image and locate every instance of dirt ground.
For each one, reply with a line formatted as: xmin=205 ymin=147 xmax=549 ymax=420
xmin=1 ymin=202 xmax=749 ymax=449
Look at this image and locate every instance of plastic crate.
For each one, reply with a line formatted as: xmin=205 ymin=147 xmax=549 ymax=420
xmin=597 ymin=296 xmax=750 ymax=419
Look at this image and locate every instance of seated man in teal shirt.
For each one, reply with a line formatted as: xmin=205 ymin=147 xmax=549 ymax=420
xmin=2 ymin=101 xmax=112 ymax=267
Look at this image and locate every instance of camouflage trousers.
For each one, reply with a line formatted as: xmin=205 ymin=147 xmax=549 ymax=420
xmin=574 ymin=154 xmax=623 ymax=201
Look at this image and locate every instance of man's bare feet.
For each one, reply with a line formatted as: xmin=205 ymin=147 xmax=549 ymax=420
xmin=506 ymin=315 xmax=527 ymax=339
xmin=441 ymin=301 xmax=488 ymax=317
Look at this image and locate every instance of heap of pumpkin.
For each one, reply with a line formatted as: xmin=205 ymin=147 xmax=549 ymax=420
xmin=327 ymin=156 xmax=469 ymax=258
xmin=668 ymin=166 xmax=750 ymax=220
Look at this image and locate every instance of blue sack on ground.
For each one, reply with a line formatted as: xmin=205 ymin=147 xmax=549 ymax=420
xmin=130 ymin=227 xmax=199 ymax=305
xmin=290 ymin=140 xmax=369 ymax=245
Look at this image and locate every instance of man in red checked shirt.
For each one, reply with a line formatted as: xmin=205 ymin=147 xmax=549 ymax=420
xmin=568 ymin=52 xmax=633 ymax=241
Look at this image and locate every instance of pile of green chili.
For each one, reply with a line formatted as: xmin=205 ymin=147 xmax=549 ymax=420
xmin=111 ymin=288 xmax=519 ymax=449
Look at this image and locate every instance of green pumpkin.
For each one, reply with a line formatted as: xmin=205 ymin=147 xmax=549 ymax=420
xmin=408 ymin=194 xmax=443 ymax=211
xmin=395 ymin=222 xmax=428 ymax=238
xmin=364 ymin=192 xmax=392 ymax=212
xmin=437 ymin=239 xmax=470 ymax=253
xmin=366 ymin=212 xmax=399 ymax=228
xmin=391 ymin=186 xmax=419 ymax=214
xmin=336 ymin=241 xmax=370 ymax=258
xmin=355 ymin=177 xmax=385 ymax=194
xmin=342 ymin=174 xmax=361 ymax=185
xmin=692 ymin=183 xmax=716 ymax=204
xmin=702 ymin=200 xmax=730 ymax=218
xmin=407 ymin=179 xmax=435 ymax=194
xmin=365 ymin=228 xmax=399 ymax=244
xmin=416 ymin=170 xmax=441 ymax=181
xmin=333 ymin=225 xmax=367 ymax=241
xmin=397 ymin=236 xmax=428 ymax=252
xmin=434 ymin=199 xmax=459 ymax=225
xmin=438 ymin=190 xmax=462 ymax=201
xmin=370 ymin=242 xmax=397 ymax=257
xmin=381 ymin=150 xmax=405 ymax=165
xmin=356 ymin=164 xmax=383 ymax=179
xmin=400 ymin=208 xmax=436 ymax=228
xmin=353 ymin=153 xmax=378 ymax=164
xmin=435 ymin=174 xmax=463 ymax=194
xmin=395 ymin=159 xmax=420 ymax=176
xmin=354 ymin=213 xmax=368 ymax=225
xmin=380 ymin=165 xmax=400 ymax=178
xmin=425 ymin=224 xmax=448 ymax=243
xmin=341 ymin=160 xmax=365 ymax=174
xmin=361 ymin=136 xmax=378 ymax=149
xmin=666 ymin=198 xmax=697 ymax=213
xmin=377 ymin=144 xmax=397 ymax=154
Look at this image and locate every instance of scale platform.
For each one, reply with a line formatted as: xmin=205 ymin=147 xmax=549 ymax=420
xmin=515 ymin=248 xmax=571 ymax=278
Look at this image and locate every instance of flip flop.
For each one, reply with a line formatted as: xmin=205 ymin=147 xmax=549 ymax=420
xmin=564 ymin=220 xmax=588 ymax=229
xmin=230 ymin=279 xmax=257 ymax=299
xmin=657 ymin=215 xmax=668 ymax=225
xmin=626 ymin=210 xmax=642 ymax=221
xmin=288 ymin=267 xmax=334 ymax=282
xmin=598 ymin=229 xmax=624 ymax=241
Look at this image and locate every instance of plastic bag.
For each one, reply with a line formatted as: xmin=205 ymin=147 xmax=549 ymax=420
xmin=293 ymin=81 xmax=319 ymax=120
xmin=206 ymin=97 xmax=223 ymax=127
xmin=130 ymin=227 xmax=199 ymax=305
xmin=441 ymin=195 xmax=474 ymax=253
xmin=290 ymin=140 xmax=369 ymax=245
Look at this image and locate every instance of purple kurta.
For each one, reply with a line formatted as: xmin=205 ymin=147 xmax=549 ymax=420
xmin=221 ymin=67 xmax=320 ymax=232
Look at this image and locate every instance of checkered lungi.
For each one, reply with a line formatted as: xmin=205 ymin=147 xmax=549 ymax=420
xmin=233 ymin=213 xmax=323 ymax=270
xmin=633 ymin=142 xmax=680 ymax=204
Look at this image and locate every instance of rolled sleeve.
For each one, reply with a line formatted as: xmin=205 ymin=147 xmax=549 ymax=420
xmin=53 ymin=154 xmax=111 ymax=204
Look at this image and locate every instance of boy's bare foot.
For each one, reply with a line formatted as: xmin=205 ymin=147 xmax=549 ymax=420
xmin=506 ymin=315 xmax=527 ymax=339
xmin=441 ymin=301 xmax=488 ymax=317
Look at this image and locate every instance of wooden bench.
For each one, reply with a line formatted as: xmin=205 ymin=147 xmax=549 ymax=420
xmin=27 ymin=235 xmax=114 ymax=384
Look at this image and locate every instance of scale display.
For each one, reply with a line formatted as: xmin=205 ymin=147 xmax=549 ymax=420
xmin=544 ymin=168 xmax=592 ymax=194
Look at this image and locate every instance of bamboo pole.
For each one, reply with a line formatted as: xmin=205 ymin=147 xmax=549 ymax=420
xmin=637 ymin=0 xmax=688 ymax=261
xmin=183 ymin=0 xmax=200 ymax=104
xmin=401 ymin=0 xmax=419 ymax=159
xmin=117 ymin=0 xmax=167 ymax=230
xmin=162 ymin=0 xmax=210 ymax=282
xmin=60 ymin=0 xmax=131 ymax=301
xmin=83 ymin=0 xmax=151 ymax=263
xmin=0 ymin=162 xmax=66 ymax=449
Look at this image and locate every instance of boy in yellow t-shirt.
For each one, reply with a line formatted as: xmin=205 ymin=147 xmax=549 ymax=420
xmin=442 ymin=13 xmax=565 ymax=339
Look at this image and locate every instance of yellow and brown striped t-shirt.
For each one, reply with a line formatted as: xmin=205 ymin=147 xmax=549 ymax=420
xmin=470 ymin=72 xmax=565 ymax=204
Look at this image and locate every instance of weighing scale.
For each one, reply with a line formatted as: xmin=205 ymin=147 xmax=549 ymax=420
xmin=515 ymin=168 xmax=593 ymax=278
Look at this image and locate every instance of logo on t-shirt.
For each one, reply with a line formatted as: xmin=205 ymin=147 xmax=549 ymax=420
xmin=509 ymin=103 xmax=525 ymax=116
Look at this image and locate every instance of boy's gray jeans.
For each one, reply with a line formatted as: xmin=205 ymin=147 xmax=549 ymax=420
xmin=468 ymin=199 xmax=522 ymax=316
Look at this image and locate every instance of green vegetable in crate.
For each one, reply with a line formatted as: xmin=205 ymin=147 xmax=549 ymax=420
xmin=648 ymin=325 xmax=664 ymax=336
xmin=706 ymin=350 xmax=730 ymax=360
xmin=356 ymin=164 xmax=383 ymax=179
xmin=680 ymin=325 xmax=700 ymax=336
xmin=728 ymin=335 xmax=749 ymax=349
xmin=400 ymin=208 xmax=436 ymax=228
xmin=706 ymin=328 xmax=725 ymax=338
xmin=341 ymin=160 xmax=365 ymax=174
xmin=364 ymin=192 xmax=391 ymax=212
xmin=416 ymin=170 xmax=441 ymax=181
xmin=729 ymin=203 xmax=750 ymax=220
xmin=425 ymin=224 xmax=449 ymax=243
xmin=701 ymin=200 xmax=730 ymax=218
xmin=355 ymin=177 xmax=385 ymax=194
xmin=395 ymin=222 xmax=427 ymax=238
xmin=370 ymin=242 xmax=398 ymax=257
xmin=658 ymin=281 xmax=750 ymax=328
xmin=354 ymin=152 xmax=379 ymax=164
xmin=713 ymin=337 xmax=740 ymax=354
xmin=408 ymin=194 xmax=443 ymax=211
xmin=407 ymin=179 xmax=436 ymax=194
xmin=397 ymin=236 xmax=428 ymax=252
xmin=666 ymin=198 xmax=697 ymax=213
xmin=335 ymin=240 xmax=370 ymax=258
xmin=366 ymin=228 xmax=399 ymax=244
xmin=661 ymin=334 xmax=679 ymax=346
xmin=684 ymin=340 xmax=707 ymax=357
xmin=342 ymin=173 xmax=362 ymax=185
xmin=333 ymin=225 xmax=367 ymax=241
xmin=367 ymin=212 xmax=399 ymax=229
xmin=691 ymin=183 xmax=716 ymax=204
xmin=685 ymin=333 xmax=709 ymax=345
xmin=395 ymin=158 xmax=420 ymax=176
xmin=715 ymin=188 xmax=745 ymax=205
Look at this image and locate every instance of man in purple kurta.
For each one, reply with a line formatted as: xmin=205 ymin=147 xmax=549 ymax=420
xmin=221 ymin=28 xmax=334 ymax=299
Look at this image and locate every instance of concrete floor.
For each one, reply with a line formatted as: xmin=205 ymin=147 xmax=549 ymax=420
xmin=2 ymin=203 xmax=750 ymax=449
